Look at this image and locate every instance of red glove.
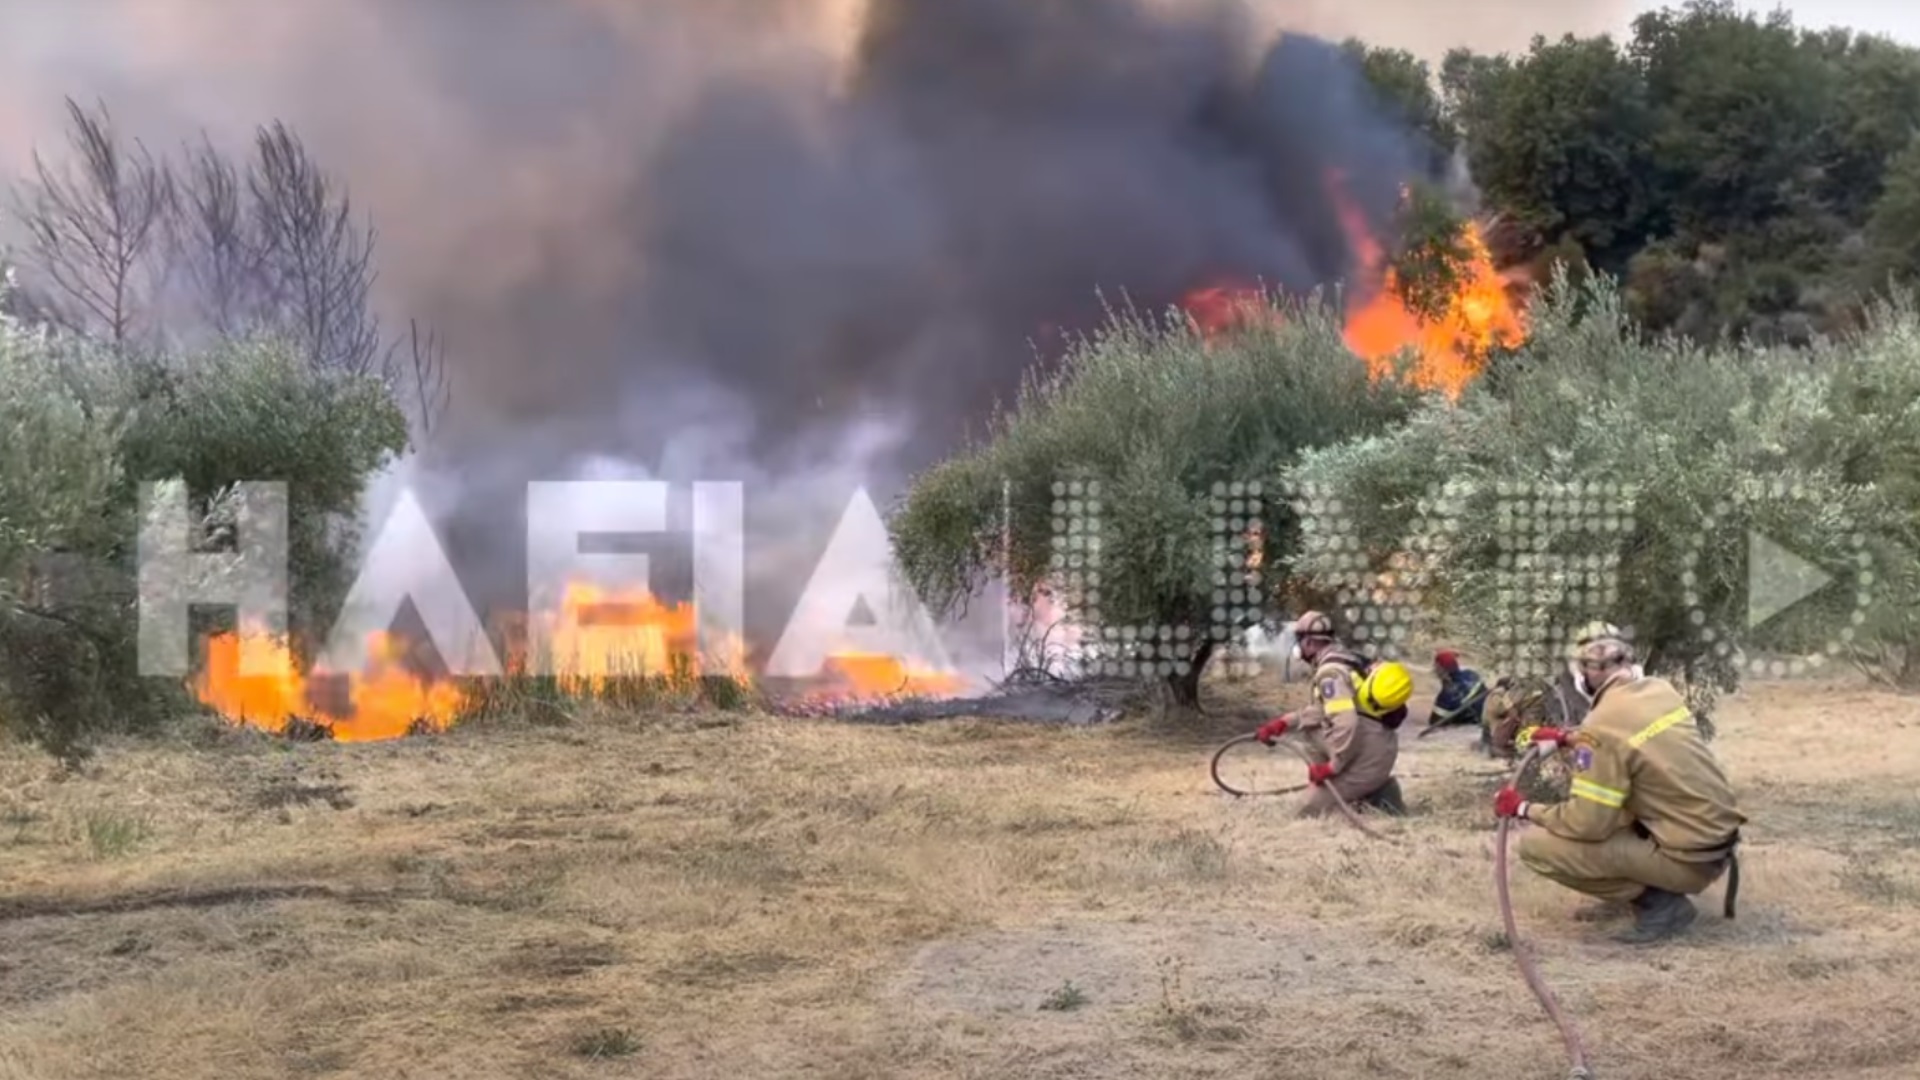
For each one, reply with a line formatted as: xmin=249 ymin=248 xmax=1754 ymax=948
xmin=1255 ymin=715 xmax=1293 ymax=745
xmin=1529 ymin=726 xmax=1571 ymax=747
xmin=1306 ymin=762 xmax=1336 ymax=786
xmin=1493 ymin=786 xmax=1530 ymax=819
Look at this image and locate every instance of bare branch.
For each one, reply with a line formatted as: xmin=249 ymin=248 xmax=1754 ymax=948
xmin=246 ymin=122 xmax=380 ymax=374
xmin=167 ymin=135 xmax=266 ymax=339
xmin=382 ymin=318 xmax=452 ymax=438
xmin=7 ymin=98 xmax=174 ymax=346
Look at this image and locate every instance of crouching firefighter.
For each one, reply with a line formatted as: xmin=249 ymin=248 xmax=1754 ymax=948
xmin=1256 ymin=651 xmax=1413 ymax=818
xmin=1423 ymin=649 xmax=1489 ymax=735
xmin=1492 ymin=633 xmax=1746 ymax=944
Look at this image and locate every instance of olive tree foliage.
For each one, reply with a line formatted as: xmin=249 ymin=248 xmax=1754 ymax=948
xmin=889 ymin=294 xmax=1420 ymax=707
xmin=7 ymin=99 xmax=449 ymax=434
xmin=1800 ymin=293 xmax=1920 ymax=688
xmin=1290 ymin=270 xmax=1905 ymax=722
xmin=0 ymin=276 xmax=410 ymax=762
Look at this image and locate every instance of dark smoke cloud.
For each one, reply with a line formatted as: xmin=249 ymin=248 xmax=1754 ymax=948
xmin=0 ymin=0 xmax=1630 ymax=656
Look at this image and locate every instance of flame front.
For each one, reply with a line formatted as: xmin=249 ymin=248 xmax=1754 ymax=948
xmin=192 ymin=581 xmax=973 ymax=737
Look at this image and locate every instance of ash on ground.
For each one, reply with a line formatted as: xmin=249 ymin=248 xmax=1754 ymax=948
xmin=775 ymin=674 xmax=1143 ymax=726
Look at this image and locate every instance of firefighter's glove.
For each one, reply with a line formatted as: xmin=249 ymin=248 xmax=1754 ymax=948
xmin=1305 ymin=762 xmax=1336 ymax=786
xmin=1518 ymin=725 xmax=1571 ymax=749
xmin=1255 ymin=715 xmax=1293 ymax=745
xmin=1493 ymin=786 xmax=1529 ymax=819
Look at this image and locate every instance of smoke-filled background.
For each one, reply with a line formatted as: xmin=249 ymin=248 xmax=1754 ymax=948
xmin=0 ymin=0 xmax=1635 ymax=658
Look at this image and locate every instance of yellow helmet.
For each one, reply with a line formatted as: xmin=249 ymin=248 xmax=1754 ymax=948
xmin=1356 ymin=660 xmax=1414 ymax=717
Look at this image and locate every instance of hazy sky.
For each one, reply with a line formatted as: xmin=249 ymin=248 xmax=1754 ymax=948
xmin=1660 ymin=1 xmax=1920 ymax=42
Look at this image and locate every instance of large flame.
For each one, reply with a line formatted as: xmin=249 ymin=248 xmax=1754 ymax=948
xmin=1181 ymin=176 xmax=1527 ymax=399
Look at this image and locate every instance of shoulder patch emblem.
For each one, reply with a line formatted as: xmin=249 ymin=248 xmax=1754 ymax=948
xmin=1318 ymin=677 xmax=1342 ymax=701
xmin=1571 ymin=746 xmax=1594 ymax=772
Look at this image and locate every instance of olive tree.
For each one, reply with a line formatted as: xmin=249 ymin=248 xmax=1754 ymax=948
xmin=889 ymin=293 xmax=1420 ymax=708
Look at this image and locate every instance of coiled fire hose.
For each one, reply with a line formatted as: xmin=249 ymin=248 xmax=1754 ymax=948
xmin=1496 ymin=744 xmax=1593 ymax=1080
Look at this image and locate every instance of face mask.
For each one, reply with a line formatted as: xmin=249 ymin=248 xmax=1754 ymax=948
xmin=1290 ymin=643 xmax=1304 ymax=662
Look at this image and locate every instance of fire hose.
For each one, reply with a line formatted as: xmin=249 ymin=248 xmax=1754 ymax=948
xmin=1496 ymin=744 xmax=1593 ymax=1080
xmin=1217 ymin=730 xmax=1589 ymax=1074
xmin=1214 ymin=732 xmax=1587 ymax=1073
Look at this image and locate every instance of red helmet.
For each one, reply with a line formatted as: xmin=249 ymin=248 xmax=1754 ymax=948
xmin=1434 ymin=649 xmax=1460 ymax=671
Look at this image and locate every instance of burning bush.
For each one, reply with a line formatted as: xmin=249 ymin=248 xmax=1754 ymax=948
xmin=889 ymin=293 xmax=1420 ymax=708
xmin=0 ymin=284 xmax=409 ymax=761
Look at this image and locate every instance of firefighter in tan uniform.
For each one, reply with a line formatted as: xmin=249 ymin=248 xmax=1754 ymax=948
xmin=1253 ymin=612 xmax=1409 ymax=816
xmin=1493 ymin=633 xmax=1746 ymax=943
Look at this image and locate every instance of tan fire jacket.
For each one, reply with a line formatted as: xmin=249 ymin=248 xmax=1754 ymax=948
xmin=1292 ymin=650 xmax=1397 ymax=793
xmin=1522 ymin=675 xmax=1746 ymax=859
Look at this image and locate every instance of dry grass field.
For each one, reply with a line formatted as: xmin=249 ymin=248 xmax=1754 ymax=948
xmin=2 ymin=674 xmax=1918 ymax=1080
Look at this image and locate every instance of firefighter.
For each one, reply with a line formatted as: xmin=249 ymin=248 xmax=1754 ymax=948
xmin=1423 ymin=649 xmax=1489 ymax=736
xmin=1255 ymin=654 xmax=1412 ymax=817
xmin=1254 ymin=610 xmax=1368 ymax=772
xmin=1492 ymin=633 xmax=1746 ymax=944
xmin=1282 ymin=611 xmax=1369 ymax=706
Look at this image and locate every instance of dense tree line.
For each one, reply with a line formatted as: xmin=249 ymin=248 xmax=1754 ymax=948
xmin=1352 ymin=0 xmax=1920 ymax=344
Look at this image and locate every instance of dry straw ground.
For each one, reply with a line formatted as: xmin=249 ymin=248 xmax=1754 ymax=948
xmin=2 ymin=673 xmax=1917 ymax=1079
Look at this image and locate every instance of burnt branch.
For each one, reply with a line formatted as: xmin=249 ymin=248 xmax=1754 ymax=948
xmin=383 ymin=318 xmax=452 ymax=438
xmin=168 ymin=136 xmax=267 ymax=338
xmin=9 ymin=99 xmax=173 ymax=345
xmin=247 ymin=122 xmax=380 ymax=374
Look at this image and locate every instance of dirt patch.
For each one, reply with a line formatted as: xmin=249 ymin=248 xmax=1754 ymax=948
xmin=895 ymin=916 xmax=1434 ymax=1016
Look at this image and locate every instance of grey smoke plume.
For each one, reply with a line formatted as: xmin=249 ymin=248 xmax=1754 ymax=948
xmin=0 ymin=0 xmax=1631 ymax=659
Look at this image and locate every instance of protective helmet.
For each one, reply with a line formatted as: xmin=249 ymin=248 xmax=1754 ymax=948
xmin=1573 ymin=634 xmax=1633 ymax=668
xmin=1291 ymin=610 xmax=1335 ymax=640
xmin=1433 ymin=649 xmax=1460 ymax=671
xmin=1356 ymin=660 xmax=1414 ymax=717
xmin=1571 ymin=621 xmax=1624 ymax=653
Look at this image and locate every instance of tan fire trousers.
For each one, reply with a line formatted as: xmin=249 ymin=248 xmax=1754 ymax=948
xmin=1518 ymin=828 xmax=1727 ymax=903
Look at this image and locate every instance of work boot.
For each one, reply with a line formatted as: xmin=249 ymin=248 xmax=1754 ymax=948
xmin=1571 ymin=901 xmax=1630 ymax=923
xmin=1611 ymin=888 xmax=1697 ymax=944
xmin=1361 ymin=778 xmax=1407 ymax=817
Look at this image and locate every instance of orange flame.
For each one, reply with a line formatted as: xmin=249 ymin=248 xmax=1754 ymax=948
xmin=504 ymin=582 xmax=749 ymax=689
xmin=194 ymin=628 xmax=465 ymax=742
xmin=815 ymin=651 xmax=968 ymax=699
xmin=1180 ymin=175 xmax=1527 ymax=399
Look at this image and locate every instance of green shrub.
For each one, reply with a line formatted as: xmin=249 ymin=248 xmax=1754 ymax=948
xmin=109 ymin=337 xmax=409 ymax=642
xmin=0 ymin=284 xmax=409 ymax=759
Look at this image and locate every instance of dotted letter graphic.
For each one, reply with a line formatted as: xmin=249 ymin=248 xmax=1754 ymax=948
xmin=1278 ymin=478 xmax=1454 ymax=663
xmin=1486 ymin=481 xmax=1637 ymax=678
xmin=1208 ymin=481 xmax=1268 ymax=677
